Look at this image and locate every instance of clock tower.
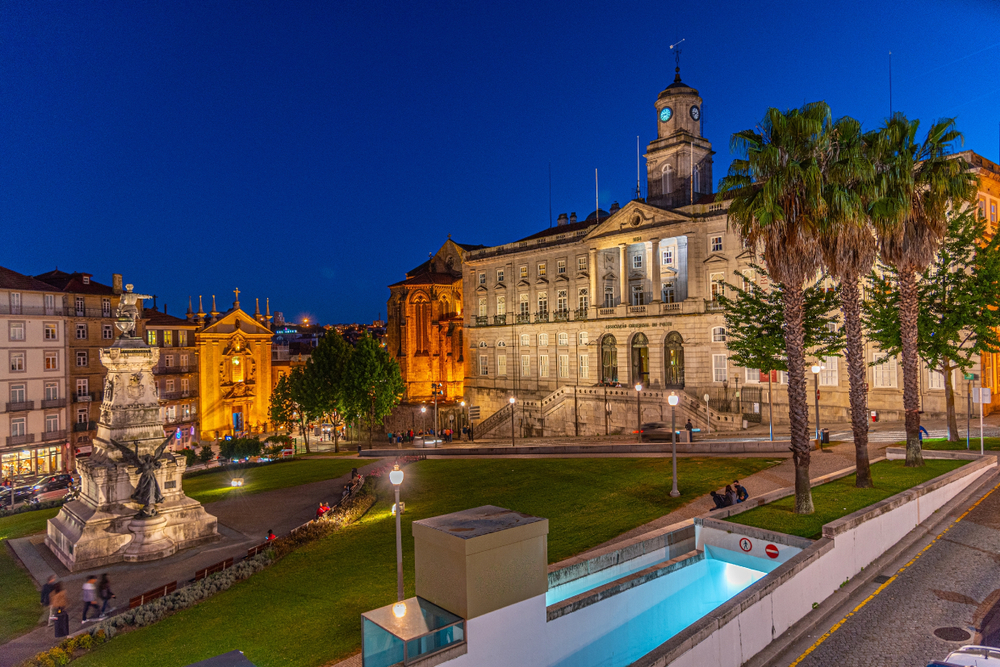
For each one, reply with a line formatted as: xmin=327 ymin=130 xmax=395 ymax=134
xmin=645 ymin=66 xmax=714 ymax=209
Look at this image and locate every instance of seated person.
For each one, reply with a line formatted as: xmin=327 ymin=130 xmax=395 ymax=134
xmin=710 ymin=490 xmax=727 ymax=510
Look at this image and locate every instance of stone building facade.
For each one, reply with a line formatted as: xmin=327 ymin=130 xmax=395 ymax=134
xmin=145 ymin=307 xmax=200 ymax=450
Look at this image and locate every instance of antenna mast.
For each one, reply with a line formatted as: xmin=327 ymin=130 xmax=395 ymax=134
xmin=636 ymin=135 xmax=641 ymax=200
xmin=889 ymin=51 xmax=893 ymax=116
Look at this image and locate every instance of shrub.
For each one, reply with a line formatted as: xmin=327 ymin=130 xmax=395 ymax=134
xmin=219 ymin=437 xmax=263 ymax=461
xmin=180 ymin=448 xmax=198 ymax=467
xmin=0 ymin=497 xmax=67 ymax=520
xmin=198 ymin=445 xmax=214 ymax=463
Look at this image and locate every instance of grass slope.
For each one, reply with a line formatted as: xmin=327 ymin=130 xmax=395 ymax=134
xmin=726 ymin=459 xmax=964 ymax=539
xmin=183 ymin=459 xmax=360 ymax=505
xmin=0 ymin=508 xmax=59 ymax=644
xmin=74 ymin=456 xmax=779 ymax=667
xmin=920 ymin=437 xmax=1000 ymax=452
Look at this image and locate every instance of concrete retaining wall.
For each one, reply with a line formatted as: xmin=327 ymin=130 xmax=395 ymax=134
xmin=361 ymin=439 xmax=797 ymax=458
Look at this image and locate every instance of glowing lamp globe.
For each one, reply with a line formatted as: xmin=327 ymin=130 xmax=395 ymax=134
xmin=635 ymin=384 xmax=642 ymax=392
xmin=509 ymin=397 xmax=515 ymax=404
xmin=668 ymin=393 xmax=679 ymax=406
xmin=811 ymin=365 xmax=822 ymax=375
xmin=393 ymin=602 xmax=407 ymax=618
xmin=389 ymin=465 xmax=404 ymax=486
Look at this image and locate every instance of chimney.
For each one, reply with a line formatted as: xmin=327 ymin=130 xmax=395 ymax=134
xmin=556 ymin=213 xmax=568 ymax=226
xmin=152 ymin=295 xmax=158 ymax=311
xmin=610 ymin=201 xmax=620 ymax=213
xmin=569 ymin=212 xmax=577 ymax=224
xmin=112 ymin=274 xmax=123 ymax=295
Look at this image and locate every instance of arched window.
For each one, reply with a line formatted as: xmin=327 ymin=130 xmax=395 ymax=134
xmin=601 ymin=334 xmax=618 ymax=384
xmin=664 ymin=331 xmax=685 ymax=388
xmin=579 ymin=331 xmax=589 ymax=345
xmin=631 ymin=333 xmax=649 ymax=386
xmin=712 ymin=326 xmax=726 ymax=342
xmin=662 ymin=165 xmax=674 ymax=195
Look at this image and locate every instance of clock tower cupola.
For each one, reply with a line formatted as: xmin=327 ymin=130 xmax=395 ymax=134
xmin=645 ymin=62 xmax=714 ymax=209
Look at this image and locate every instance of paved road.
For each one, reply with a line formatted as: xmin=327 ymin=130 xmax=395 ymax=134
xmin=771 ymin=473 xmax=1000 ymax=667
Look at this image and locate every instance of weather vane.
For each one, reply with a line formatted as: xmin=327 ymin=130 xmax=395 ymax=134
xmin=670 ymin=38 xmax=685 ymax=69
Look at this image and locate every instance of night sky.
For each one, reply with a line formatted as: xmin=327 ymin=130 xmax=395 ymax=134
xmin=3 ymin=1 xmax=998 ymax=324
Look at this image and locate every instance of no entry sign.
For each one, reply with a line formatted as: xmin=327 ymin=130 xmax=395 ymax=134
xmin=765 ymin=544 xmax=779 ymax=559
xmin=739 ymin=538 xmax=752 ymax=552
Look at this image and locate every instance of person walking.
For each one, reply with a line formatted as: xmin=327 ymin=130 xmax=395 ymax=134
xmin=685 ymin=419 xmax=694 ymax=442
xmin=81 ymin=575 xmax=98 ymax=622
xmin=41 ymin=574 xmax=56 ymax=626
xmin=98 ymin=574 xmax=115 ymax=618
xmin=51 ymin=582 xmax=69 ymax=638
xmin=733 ymin=480 xmax=749 ymax=503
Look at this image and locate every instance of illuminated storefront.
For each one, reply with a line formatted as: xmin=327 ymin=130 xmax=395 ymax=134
xmin=1 ymin=445 xmax=64 ymax=479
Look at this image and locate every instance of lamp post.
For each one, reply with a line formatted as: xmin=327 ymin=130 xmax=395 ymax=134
xmin=668 ymin=392 xmax=680 ymax=497
xmin=509 ymin=396 xmax=516 ymax=447
xmin=811 ymin=364 xmax=822 ymax=445
xmin=460 ymin=401 xmax=466 ymax=437
xmin=703 ymin=393 xmax=711 ymax=434
xmin=389 ymin=464 xmax=405 ymax=601
xmin=635 ymin=384 xmax=643 ymax=443
xmin=420 ymin=406 xmax=426 ymax=439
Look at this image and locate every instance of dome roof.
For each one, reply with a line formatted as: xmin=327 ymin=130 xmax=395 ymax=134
xmin=585 ymin=209 xmax=610 ymax=222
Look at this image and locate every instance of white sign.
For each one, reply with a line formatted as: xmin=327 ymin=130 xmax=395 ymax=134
xmin=974 ymin=388 xmax=992 ymax=404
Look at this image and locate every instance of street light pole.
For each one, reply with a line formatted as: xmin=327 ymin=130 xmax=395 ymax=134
xmin=635 ymin=384 xmax=643 ymax=443
xmin=389 ymin=464 xmax=405 ymax=601
xmin=509 ymin=396 xmax=516 ymax=448
xmin=668 ymin=392 xmax=680 ymax=497
xmin=811 ymin=364 xmax=822 ymax=446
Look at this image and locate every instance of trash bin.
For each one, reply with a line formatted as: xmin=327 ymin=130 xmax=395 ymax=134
xmin=357 ymin=445 xmax=362 ymax=455
xmin=821 ymin=428 xmax=830 ymax=444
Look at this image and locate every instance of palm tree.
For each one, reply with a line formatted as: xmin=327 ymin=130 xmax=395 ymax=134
xmin=816 ymin=117 xmax=877 ymax=488
xmin=869 ymin=114 xmax=977 ymax=467
xmin=719 ymin=102 xmax=831 ymax=514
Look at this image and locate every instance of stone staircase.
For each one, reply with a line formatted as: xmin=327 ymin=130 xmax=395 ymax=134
xmin=475 ymin=403 xmax=514 ymax=438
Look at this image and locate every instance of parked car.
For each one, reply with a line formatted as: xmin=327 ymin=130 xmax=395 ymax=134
xmin=1 ymin=485 xmax=36 ymax=507
xmin=30 ymin=473 xmax=75 ymax=496
xmin=930 ymin=645 xmax=1000 ymax=666
xmin=640 ymin=422 xmax=679 ymax=442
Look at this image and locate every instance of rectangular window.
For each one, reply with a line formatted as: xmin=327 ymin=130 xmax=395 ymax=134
xmin=744 ymin=368 xmax=760 ymax=384
xmin=496 ymin=296 xmax=506 ymax=316
xmin=819 ymin=357 xmax=839 ymax=387
xmin=579 ymin=354 xmax=589 ymax=379
xmin=10 ymin=351 xmax=25 ymax=372
xmin=519 ymin=293 xmax=529 ymax=315
xmin=147 ymin=330 xmax=157 ymax=346
xmin=76 ymin=351 xmax=88 ymax=367
xmin=45 ymin=414 xmax=59 ymax=432
xmin=165 ymin=355 xmax=174 ymax=368
xmin=163 ymin=330 xmax=173 ymax=346
xmin=520 ymin=333 xmax=530 ymax=346
xmin=521 ymin=355 xmax=530 ymax=377
xmin=631 ymin=285 xmax=645 ymax=306
xmin=183 ymin=404 xmax=191 ymax=418
xmin=537 ymin=293 xmax=548 ymax=314
xmin=539 ymin=354 xmax=549 ymax=378
xmin=76 ymin=378 xmax=88 ymax=396
xmin=578 ymin=288 xmax=589 ymax=310
xmin=479 ymin=355 xmax=488 ymax=375
xmin=710 ymin=272 xmax=725 ymax=300
xmin=557 ymin=290 xmax=567 ymax=312
xmin=44 ymin=323 xmax=58 ymax=340
xmin=75 ymin=297 xmax=85 ymax=315
xmin=497 ymin=268 xmax=505 ymax=283
xmin=497 ymin=354 xmax=507 ymax=376
xmin=577 ymin=256 xmax=587 ymax=272
xmin=872 ymin=354 xmax=898 ymax=388
xmin=710 ymin=236 xmax=723 ymax=253
xmin=662 ymin=247 xmax=674 ymax=265
xmin=579 ymin=331 xmax=588 ymax=345
xmin=10 ymin=384 xmax=25 ymax=403
xmin=713 ymin=354 xmax=728 ymax=382
xmin=928 ymin=369 xmax=945 ymax=390
xmin=11 ymin=417 xmax=26 ymax=437
xmin=103 ymin=324 xmax=114 ymax=340
xmin=43 ymin=293 xmax=54 ymax=314
xmin=662 ymin=281 xmax=675 ymax=303
xmin=519 ymin=265 xmax=528 ymax=279
xmin=45 ymin=351 xmax=58 ymax=371
xmin=9 ymin=292 xmax=21 ymax=315
xmin=559 ymin=354 xmax=569 ymax=378
xmin=478 ymin=272 xmax=486 ymax=285
xmin=992 ymin=202 xmax=998 ymax=224
xmin=180 ymin=354 xmax=189 ymax=368
xmin=537 ymin=263 xmax=547 ymax=277
xmin=181 ymin=378 xmax=189 ymax=392
xmin=478 ymin=298 xmax=487 ymax=317
xmin=604 ymin=286 xmax=615 ymax=307
xmin=102 ymin=298 xmax=111 ymax=317
xmin=44 ymin=383 xmax=58 ymax=400
xmin=712 ymin=327 xmax=726 ymax=342
xmin=167 ymin=405 xmax=176 ymax=421
xmin=9 ymin=321 xmax=24 ymax=341
xmin=77 ymin=408 xmax=88 ymax=424
xmin=166 ymin=379 xmax=175 ymax=392
xmin=632 ymin=253 xmax=643 ymax=269
xmin=538 ymin=333 xmax=549 ymax=347
xmin=557 ymin=260 xmax=566 ymax=275
xmin=178 ymin=330 xmax=188 ymax=346
xmin=76 ymin=323 xmax=88 ymax=339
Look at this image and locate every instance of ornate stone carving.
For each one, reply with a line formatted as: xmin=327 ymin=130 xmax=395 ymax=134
xmin=115 ymin=284 xmax=152 ymax=338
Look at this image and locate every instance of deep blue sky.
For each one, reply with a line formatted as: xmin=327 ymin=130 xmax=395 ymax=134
xmin=3 ymin=1 xmax=998 ymax=324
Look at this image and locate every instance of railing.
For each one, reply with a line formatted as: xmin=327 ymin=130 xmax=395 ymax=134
xmin=661 ymin=302 xmax=681 ymax=313
xmin=161 ymin=391 xmax=184 ymax=400
xmin=628 ymin=305 xmax=647 ymax=315
xmin=706 ymin=300 xmax=725 ymax=312
xmin=475 ymin=403 xmax=513 ymax=438
xmin=475 ymin=316 xmax=488 ymax=327
xmin=575 ymin=307 xmax=588 ymax=320
xmin=41 ymin=429 xmax=67 ymax=442
xmin=73 ymin=392 xmax=97 ymax=403
xmin=553 ymin=310 xmax=570 ymax=322
xmin=72 ymin=307 xmax=113 ymax=318
xmin=534 ymin=312 xmax=549 ymax=323
xmin=154 ymin=366 xmax=193 ymax=375
xmin=598 ymin=307 xmax=616 ymax=317
xmin=515 ymin=313 xmax=531 ymax=324
xmin=6 ymin=434 xmax=34 ymax=446
xmin=6 ymin=401 xmax=34 ymax=412
xmin=129 ymin=582 xmax=177 ymax=609
xmin=73 ymin=421 xmax=96 ymax=432
xmin=493 ymin=315 xmax=507 ymax=326
xmin=41 ymin=398 xmax=66 ymax=408
xmin=0 ymin=305 xmax=64 ymax=316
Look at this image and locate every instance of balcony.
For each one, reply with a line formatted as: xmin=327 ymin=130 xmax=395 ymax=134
xmin=41 ymin=429 xmax=67 ymax=442
xmin=6 ymin=400 xmax=34 ymax=412
xmin=574 ymin=307 xmax=588 ymax=320
xmin=161 ymin=390 xmax=195 ymax=401
xmin=154 ymin=366 xmax=193 ymax=375
xmin=628 ymin=305 xmax=647 ymax=315
xmin=553 ymin=310 xmax=570 ymax=322
xmin=534 ymin=312 xmax=549 ymax=323
xmin=598 ymin=307 xmax=617 ymax=317
xmin=0 ymin=305 xmax=64 ymax=316
xmin=73 ymin=421 xmax=97 ymax=432
xmin=493 ymin=315 xmax=507 ymax=326
xmin=706 ymin=300 xmax=725 ymax=312
xmin=73 ymin=392 xmax=97 ymax=403
xmin=6 ymin=434 xmax=35 ymax=447
xmin=41 ymin=398 xmax=66 ymax=409
xmin=661 ymin=302 xmax=682 ymax=313
xmin=475 ymin=316 xmax=488 ymax=327
xmin=515 ymin=313 xmax=530 ymax=324
xmin=72 ymin=307 xmax=114 ymax=318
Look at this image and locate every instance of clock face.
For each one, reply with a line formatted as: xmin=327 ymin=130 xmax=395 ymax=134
xmin=690 ymin=105 xmax=701 ymax=121
xmin=659 ymin=107 xmax=673 ymax=122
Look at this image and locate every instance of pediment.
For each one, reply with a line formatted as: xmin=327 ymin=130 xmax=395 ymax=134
xmin=662 ymin=267 xmax=679 ymax=277
xmin=535 ymin=278 xmax=549 ymax=286
xmin=476 ymin=284 xmax=488 ymax=292
xmin=494 ymin=282 xmax=506 ymax=290
xmin=517 ymin=279 xmax=530 ymax=288
xmin=555 ymin=274 xmax=570 ymax=282
xmin=199 ymin=308 xmax=272 ymax=336
xmin=736 ymin=248 xmax=757 ymax=261
xmin=602 ymin=271 xmax=617 ymax=281
xmin=703 ymin=253 xmax=728 ymax=264
xmin=628 ymin=270 xmax=645 ymax=280
xmin=583 ymin=200 xmax=691 ymax=240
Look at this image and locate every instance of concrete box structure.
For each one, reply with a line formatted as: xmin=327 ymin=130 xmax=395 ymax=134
xmin=413 ymin=505 xmax=548 ymax=620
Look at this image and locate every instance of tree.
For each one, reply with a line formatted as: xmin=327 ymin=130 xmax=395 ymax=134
xmin=719 ymin=267 xmax=844 ymax=439
xmin=269 ymin=374 xmax=296 ymax=435
xmin=863 ymin=208 xmax=1000 ymax=442
xmin=718 ymin=102 xmax=831 ymax=514
xmin=344 ymin=335 xmax=404 ymax=448
xmin=868 ymin=114 xmax=977 ymax=466
xmin=288 ymin=366 xmax=323 ymax=454
xmin=307 ymin=332 xmax=353 ymax=452
xmin=816 ymin=116 xmax=879 ymax=487
xmin=220 ymin=437 xmax=263 ymax=460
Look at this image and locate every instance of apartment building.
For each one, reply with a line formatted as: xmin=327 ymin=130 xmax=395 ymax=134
xmin=145 ymin=307 xmax=200 ymax=450
xmin=0 ymin=266 xmax=69 ymax=478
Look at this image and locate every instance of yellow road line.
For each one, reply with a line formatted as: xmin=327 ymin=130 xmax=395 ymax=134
xmin=788 ymin=478 xmax=1000 ymax=667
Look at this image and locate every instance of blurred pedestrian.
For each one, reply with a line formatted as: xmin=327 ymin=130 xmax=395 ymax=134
xmin=51 ymin=582 xmax=69 ymax=638
xmin=41 ymin=574 xmax=56 ymax=626
xmin=81 ymin=575 xmax=98 ymax=622
xmin=98 ymin=574 xmax=115 ymax=618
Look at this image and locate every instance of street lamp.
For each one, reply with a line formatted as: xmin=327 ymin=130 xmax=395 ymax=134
xmin=390 ymin=463 xmax=405 ymax=601
xmin=634 ymin=384 xmax=643 ymax=443
xmin=811 ymin=364 xmax=822 ymax=445
xmin=509 ymin=396 xmax=516 ymax=447
xmin=420 ymin=405 xmax=427 ymax=437
xmin=668 ymin=392 xmax=680 ymax=497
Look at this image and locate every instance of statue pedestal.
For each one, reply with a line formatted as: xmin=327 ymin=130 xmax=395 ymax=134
xmin=123 ymin=514 xmax=174 ymax=562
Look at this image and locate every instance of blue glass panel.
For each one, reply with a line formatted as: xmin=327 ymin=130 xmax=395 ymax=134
xmin=405 ymin=622 xmax=465 ymax=661
xmin=363 ymin=618 xmax=404 ymax=667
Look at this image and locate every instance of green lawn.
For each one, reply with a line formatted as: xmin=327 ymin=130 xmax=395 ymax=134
xmin=183 ymin=459 xmax=361 ymax=505
xmin=727 ymin=459 xmax=965 ymax=539
xmin=0 ymin=508 xmax=59 ymax=644
xmin=74 ymin=456 xmax=780 ymax=667
xmin=919 ymin=437 xmax=1000 ymax=451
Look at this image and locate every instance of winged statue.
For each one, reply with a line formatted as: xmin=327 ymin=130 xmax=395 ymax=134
xmin=108 ymin=435 xmax=173 ymax=517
